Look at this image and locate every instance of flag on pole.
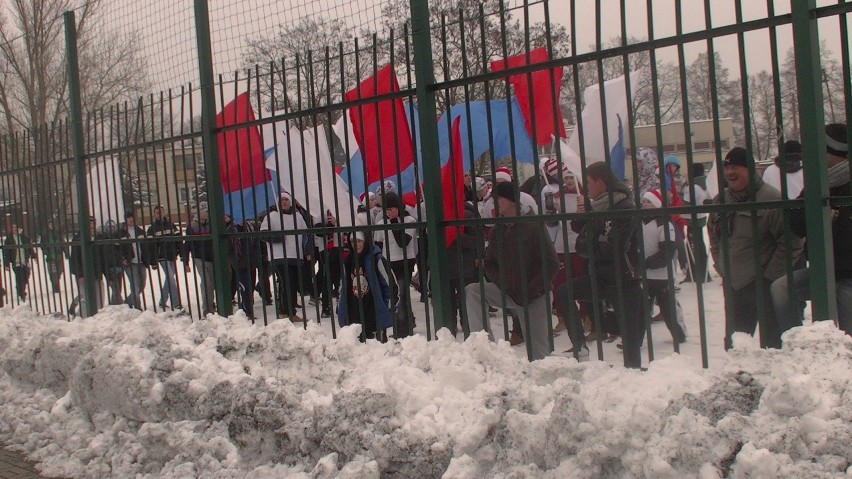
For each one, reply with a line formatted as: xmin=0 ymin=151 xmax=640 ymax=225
xmin=568 ymin=70 xmax=641 ymax=177
xmin=216 ymin=92 xmax=276 ymax=223
xmin=491 ymin=47 xmax=566 ymax=146
xmin=442 ymin=117 xmax=465 ymax=247
xmin=344 ymin=65 xmax=416 ymax=186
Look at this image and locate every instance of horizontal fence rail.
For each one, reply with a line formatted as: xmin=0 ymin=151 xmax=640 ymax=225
xmin=0 ymin=0 xmax=848 ymax=369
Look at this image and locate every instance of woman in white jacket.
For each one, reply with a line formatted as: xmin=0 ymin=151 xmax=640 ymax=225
xmin=373 ymin=191 xmax=417 ymax=337
xmin=261 ymin=192 xmax=310 ymax=321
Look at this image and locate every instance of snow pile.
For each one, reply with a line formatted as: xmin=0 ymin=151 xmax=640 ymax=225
xmin=0 ymin=306 xmax=850 ymax=478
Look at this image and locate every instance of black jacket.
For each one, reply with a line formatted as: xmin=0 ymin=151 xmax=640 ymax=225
xmin=3 ymin=233 xmax=35 ymax=266
xmin=147 ymin=218 xmax=182 ymax=262
xmin=183 ymin=220 xmax=215 ymax=262
xmin=70 ymin=232 xmax=105 ymax=278
xmin=447 ymin=202 xmax=483 ymax=282
xmin=572 ymin=183 xmax=642 ymax=284
xmin=117 ymin=225 xmax=151 ymax=266
xmin=790 ymin=182 xmax=852 ymax=279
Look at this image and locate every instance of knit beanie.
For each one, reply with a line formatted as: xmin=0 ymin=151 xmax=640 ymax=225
xmin=724 ymin=147 xmax=750 ymax=168
xmin=493 ymin=181 xmax=516 ymax=203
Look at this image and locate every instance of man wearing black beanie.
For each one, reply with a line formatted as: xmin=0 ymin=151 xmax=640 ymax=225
xmin=780 ymin=123 xmax=852 ymax=337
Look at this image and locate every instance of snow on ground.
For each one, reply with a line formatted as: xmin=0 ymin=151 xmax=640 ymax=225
xmin=0 ymin=293 xmax=850 ymax=478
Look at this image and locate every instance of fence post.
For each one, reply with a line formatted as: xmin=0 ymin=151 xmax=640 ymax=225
xmin=409 ymin=0 xmax=452 ymax=333
xmin=193 ymin=0 xmax=232 ymax=318
xmin=791 ymin=0 xmax=837 ymax=321
xmin=64 ymin=11 xmax=97 ymax=317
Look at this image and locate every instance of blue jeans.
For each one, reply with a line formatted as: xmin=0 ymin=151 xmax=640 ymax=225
xmin=772 ymin=269 xmax=852 ymax=336
xmin=158 ymin=260 xmax=181 ymax=308
xmin=124 ymin=263 xmax=147 ymax=310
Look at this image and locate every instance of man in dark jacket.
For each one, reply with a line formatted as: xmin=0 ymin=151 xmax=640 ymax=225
xmin=184 ymin=206 xmax=216 ymax=316
xmin=776 ymin=123 xmax=852 ymax=336
xmin=555 ymin=162 xmax=645 ymax=368
xmin=465 ymin=181 xmax=559 ymax=361
xmin=709 ymin=147 xmax=803 ymax=349
xmin=4 ymin=223 xmax=36 ymax=301
xmin=119 ymin=211 xmax=149 ymax=310
xmin=147 ymin=205 xmax=184 ymax=310
xmin=227 ymin=216 xmax=261 ymax=320
xmin=41 ymin=219 xmax=66 ymax=293
xmin=448 ymin=201 xmax=483 ymax=336
xmin=69 ymin=217 xmax=104 ymax=317
xmin=100 ymin=220 xmax=126 ymax=305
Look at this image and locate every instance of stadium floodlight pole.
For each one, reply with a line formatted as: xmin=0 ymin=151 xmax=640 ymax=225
xmin=410 ymin=0 xmax=452 ymax=334
xmin=193 ymin=0 xmax=232 ymax=317
xmin=791 ymin=0 xmax=836 ymax=321
xmin=64 ymin=11 xmax=97 ymax=317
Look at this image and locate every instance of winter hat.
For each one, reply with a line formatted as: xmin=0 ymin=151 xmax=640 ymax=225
xmin=358 ymin=191 xmax=375 ymax=203
xmin=493 ymin=181 xmax=516 ymax=203
xmin=724 ymin=147 xmax=750 ymax=168
xmin=545 ymin=157 xmax=560 ymax=178
xmin=664 ymin=154 xmax=681 ymax=169
xmin=775 ymin=140 xmax=803 ymax=173
xmin=382 ymin=191 xmax=402 ymax=210
xmin=826 ymin=123 xmax=848 ymax=157
xmin=124 ymin=210 xmax=135 ymax=219
xmin=280 ymin=191 xmax=292 ymax=202
xmin=474 ymin=176 xmax=488 ymax=193
xmin=379 ymin=180 xmax=397 ymax=194
xmin=643 ymin=190 xmax=663 ymax=208
xmin=354 ymin=231 xmax=366 ymax=242
xmin=494 ymin=167 xmax=512 ymax=183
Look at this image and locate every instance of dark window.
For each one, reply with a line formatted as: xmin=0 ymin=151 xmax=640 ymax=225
xmin=694 ymin=141 xmax=711 ymax=150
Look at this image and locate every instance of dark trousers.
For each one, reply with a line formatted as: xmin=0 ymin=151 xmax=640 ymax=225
xmin=316 ymin=247 xmax=342 ymax=312
xmin=12 ymin=264 xmax=30 ymax=299
xmin=685 ymin=225 xmax=709 ymax=282
xmin=235 ymin=268 xmax=256 ymax=317
xmin=255 ymin=259 xmax=272 ymax=302
xmin=275 ymin=262 xmax=304 ymax=316
xmin=723 ymin=279 xmax=780 ymax=350
xmin=556 ymin=275 xmax=645 ymax=369
xmin=391 ymin=258 xmax=416 ymax=337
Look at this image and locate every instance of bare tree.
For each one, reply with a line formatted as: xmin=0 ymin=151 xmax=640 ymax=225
xmin=686 ymin=52 xmax=743 ymax=142
xmin=0 ymin=0 xmax=148 ymax=229
xmin=746 ymin=70 xmax=778 ymax=162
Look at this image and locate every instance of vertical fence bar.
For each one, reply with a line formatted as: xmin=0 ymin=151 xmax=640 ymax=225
xmin=410 ymin=0 xmax=451 ymax=333
xmin=64 ymin=11 xmax=97 ymax=317
xmin=791 ymin=0 xmax=837 ymax=321
xmin=194 ymin=0 xmax=232 ymax=318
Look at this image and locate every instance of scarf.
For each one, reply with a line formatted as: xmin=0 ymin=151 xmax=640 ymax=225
xmin=828 ymin=160 xmax=850 ymax=189
xmin=728 ymin=175 xmax=765 ymax=203
xmin=590 ymin=189 xmax=629 ymax=212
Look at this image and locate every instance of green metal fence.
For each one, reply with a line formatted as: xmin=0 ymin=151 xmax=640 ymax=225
xmin=0 ymin=0 xmax=849 ymax=368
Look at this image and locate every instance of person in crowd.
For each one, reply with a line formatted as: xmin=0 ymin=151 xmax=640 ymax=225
xmin=183 ymin=204 xmax=216 ymax=316
xmin=374 ymin=191 xmax=418 ymax=337
xmin=227 ymin=215 xmax=261 ymax=321
xmin=521 ymin=156 xmax=561 ymax=206
xmin=315 ymin=210 xmax=342 ymax=318
xmin=680 ymin=163 xmax=711 ymax=283
xmin=641 ymin=190 xmax=688 ymax=344
xmin=463 ymin=171 xmax=475 ymax=202
xmin=254 ymin=218 xmax=274 ymax=307
xmin=337 ymin=231 xmax=394 ymax=342
xmin=555 ymin=162 xmax=644 ymax=368
xmin=41 ymin=219 xmax=66 ymax=293
xmin=412 ymin=184 xmax=430 ymax=303
xmin=708 ymin=147 xmax=804 ymax=349
xmin=483 ymin=167 xmax=535 ymax=346
xmin=261 ymin=192 xmax=310 ymax=322
xmin=100 ymin=220 xmax=126 ymax=305
xmin=474 ymin=176 xmax=493 ymax=222
xmin=4 ymin=223 xmax=36 ymax=301
xmin=776 ymin=124 xmax=852 ymax=336
xmin=465 ymin=181 xmax=559 ymax=361
xmin=542 ymin=169 xmax=588 ymax=335
xmin=356 ymin=192 xmax=378 ymax=226
xmin=119 ymin=211 xmax=148 ymax=310
xmin=663 ymin=154 xmax=689 ymax=277
xmin=69 ymin=217 xmax=103 ymax=317
xmin=147 ymin=205 xmax=184 ymax=311
xmin=447 ymin=200 xmax=483 ymax=336
xmin=762 ymin=139 xmax=805 ymax=199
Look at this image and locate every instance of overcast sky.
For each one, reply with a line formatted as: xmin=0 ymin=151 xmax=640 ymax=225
xmin=100 ymin=0 xmax=848 ymax=104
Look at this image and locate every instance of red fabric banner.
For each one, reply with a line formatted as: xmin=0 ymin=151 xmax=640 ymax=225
xmin=442 ymin=117 xmax=465 ymax=247
xmin=216 ymin=92 xmax=269 ymax=194
xmin=344 ymin=65 xmax=416 ymax=185
xmin=491 ymin=47 xmax=566 ymax=146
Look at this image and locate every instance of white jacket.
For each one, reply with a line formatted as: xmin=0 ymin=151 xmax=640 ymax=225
xmin=374 ymin=212 xmax=418 ymax=262
xmin=261 ymin=209 xmax=309 ymax=262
